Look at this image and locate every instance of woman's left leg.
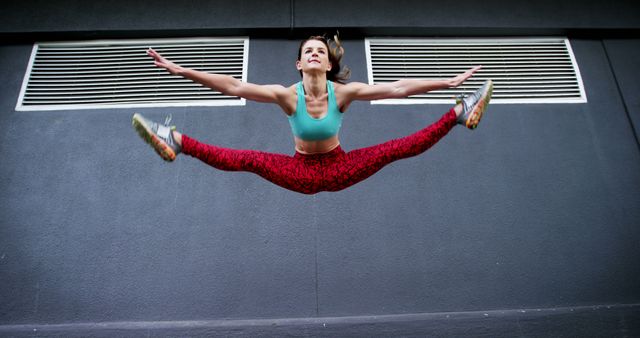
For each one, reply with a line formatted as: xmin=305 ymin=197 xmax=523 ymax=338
xmin=321 ymin=109 xmax=458 ymax=192
xmin=319 ymin=78 xmax=494 ymax=192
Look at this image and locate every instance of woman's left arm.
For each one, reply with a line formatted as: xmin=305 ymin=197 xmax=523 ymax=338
xmin=340 ymin=66 xmax=481 ymax=102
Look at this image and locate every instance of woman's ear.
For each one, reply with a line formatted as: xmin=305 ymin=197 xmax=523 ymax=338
xmin=296 ymin=60 xmax=302 ymax=71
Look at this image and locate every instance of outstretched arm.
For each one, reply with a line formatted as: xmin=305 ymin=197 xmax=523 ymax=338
xmin=147 ymin=48 xmax=289 ymax=104
xmin=340 ymin=66 xmax=481 ymax=102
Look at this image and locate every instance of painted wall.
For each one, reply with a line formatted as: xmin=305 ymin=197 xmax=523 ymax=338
xmin=1 ymin=0 xmax=639 ymax=40
xmin=604 ymin=39 xmax=640 ymax=141
xmin=1 ymin=36 xmax=639 ymax=324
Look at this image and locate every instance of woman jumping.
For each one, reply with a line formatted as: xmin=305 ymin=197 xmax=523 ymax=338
xmin=132 ymin=35 xmax=493 ymax=194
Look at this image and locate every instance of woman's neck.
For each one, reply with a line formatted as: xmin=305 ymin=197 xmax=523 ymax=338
xmin=302 ymin=74 xmax=327 ymax=98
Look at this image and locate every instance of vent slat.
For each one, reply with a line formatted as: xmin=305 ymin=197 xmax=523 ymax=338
xmin=25 ymin=87 xmax=220 ymax=95
xmin=367 ymin=38 xmax=586 ymax=103
xmin=18 ymin=38 xmax=248 ymax=110
xmin=22 ymin=97 xmax=235 ymax=105
xmin=30 ymin=68 xmax=242 ymax=76
xmin=372 ymin=60 xmax=572 ymax=65
xmin=37 ymin=48 xmax=244 ymax=54
xmin=26 ymin=77 xmax=238 ymax=85
xmin=23 ymin=92 xmax=231 ymax=101
xmin=34 ymin=57 xmax=244 ymax=65
xmin=38 ymin=42 xmax=245 ymax=51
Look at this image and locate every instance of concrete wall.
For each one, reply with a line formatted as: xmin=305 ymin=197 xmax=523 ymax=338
xmin=604 ymin=39 xmax=640 ymax=141
xmin=1 ymin=0 xmax=639 ymax=336
xmin=2 ymin=0 xmax=639 ymax=40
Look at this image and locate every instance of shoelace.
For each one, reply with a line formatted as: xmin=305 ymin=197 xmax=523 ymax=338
xmin=454 ymin=91 xmax=478 ymax=120
xmin=161 ymin=114 xmax=181 ymax=151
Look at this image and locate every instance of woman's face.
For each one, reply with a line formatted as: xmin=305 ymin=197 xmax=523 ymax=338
xmin=296 ymin=39 xmax=332 ymax=75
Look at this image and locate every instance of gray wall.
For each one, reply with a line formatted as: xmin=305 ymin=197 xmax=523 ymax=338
xmin=605 ymin=39 xmax=640 ymax=141
xmin=2 ymin=0 xmax=640 ymax=39
xmin=1 ymin=0 xmax=639 ymax=336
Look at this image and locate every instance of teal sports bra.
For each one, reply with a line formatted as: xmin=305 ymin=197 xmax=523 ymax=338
xmin=288 ymin=80 xmax=343 ymax=141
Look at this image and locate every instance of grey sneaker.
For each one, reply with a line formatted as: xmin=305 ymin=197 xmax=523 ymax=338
xmin=455 ymin=79 xmax=493 ymax=129
xmin=132 ymin=113 xmax=181 ymax=162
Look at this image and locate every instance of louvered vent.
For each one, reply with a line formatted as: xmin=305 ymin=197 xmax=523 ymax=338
xmin=17 ymin=37 xmax=248 ymax=110
xmin=366 ymin=38 xmax=586 ymax=104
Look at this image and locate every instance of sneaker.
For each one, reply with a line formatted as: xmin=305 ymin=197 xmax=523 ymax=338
xmin=132 ymin=113 xmax=181 ymax=162
xmin=455 ymin=79 xmax=493 ymax=129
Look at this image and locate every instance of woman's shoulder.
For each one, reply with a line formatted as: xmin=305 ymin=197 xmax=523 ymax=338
xmin=333 ymin=81 xmax=368 ymax=88
xmin=270 ymin=83 xmax=297 ymax=97
xmin=333 ymin=81 xmax=369 ymax=95
xmin=332 ymin=81 xmax=366 ymax=113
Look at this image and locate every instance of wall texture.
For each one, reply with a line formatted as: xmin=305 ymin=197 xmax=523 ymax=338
xmin=1 ymin=0 xmax=640 ymax=40
xmin=1 ymin=0 xmax=639 ymax=336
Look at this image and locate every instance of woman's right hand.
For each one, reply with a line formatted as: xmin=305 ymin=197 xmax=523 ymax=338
xmin=147 ymin=48 xmax=183 ymax=75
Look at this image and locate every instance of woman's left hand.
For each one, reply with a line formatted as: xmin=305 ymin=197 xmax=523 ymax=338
xmin=448 ymin=66 xmax=482 ymax=88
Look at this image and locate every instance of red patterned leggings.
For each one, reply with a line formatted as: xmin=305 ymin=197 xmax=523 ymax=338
xmin=182 ymin=109 xmax=457 ymax=194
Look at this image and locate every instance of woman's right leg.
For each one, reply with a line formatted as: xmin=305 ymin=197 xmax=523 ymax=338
xmin=133 ymin=114 xmax=324 ymax=194
xmin=181 ymin=135 xmax=323 ymax=194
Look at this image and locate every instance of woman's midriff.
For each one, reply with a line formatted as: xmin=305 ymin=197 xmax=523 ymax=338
xmin=293 ymin=135 xmax=340 ymax=154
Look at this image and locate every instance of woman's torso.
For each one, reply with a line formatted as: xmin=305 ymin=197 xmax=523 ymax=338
xmin=286 ymin=81 xmax=345 ymax=154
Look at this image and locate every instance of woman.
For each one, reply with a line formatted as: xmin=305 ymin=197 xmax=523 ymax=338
xmin=133 ymin=35 xmax=493 ymax=194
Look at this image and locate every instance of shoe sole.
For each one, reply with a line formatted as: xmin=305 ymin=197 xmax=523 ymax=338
xmin=465 ymin=80 xmax=493 ymax=129
xmin=132 ymin=113 xmax=176 ymax=162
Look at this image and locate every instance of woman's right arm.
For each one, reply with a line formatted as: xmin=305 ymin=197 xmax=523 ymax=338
xmin=147 ymin=48 xmax=290 ymax=105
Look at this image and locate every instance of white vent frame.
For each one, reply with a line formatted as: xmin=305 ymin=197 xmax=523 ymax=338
xmin=365 ymin=37 xmax=587 ymax=104
xmin=16 ymin=37 xmax=249 ymax=111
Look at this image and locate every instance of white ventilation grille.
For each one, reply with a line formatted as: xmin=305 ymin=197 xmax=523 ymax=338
xmin=17 ymin=37 xmax=248 ymax=110
xmin=366 ymin=37 xmax=586 ymax=104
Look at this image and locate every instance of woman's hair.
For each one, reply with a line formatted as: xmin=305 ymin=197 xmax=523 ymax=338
xmin=297 ymin=34 xmax=351 ymax=83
